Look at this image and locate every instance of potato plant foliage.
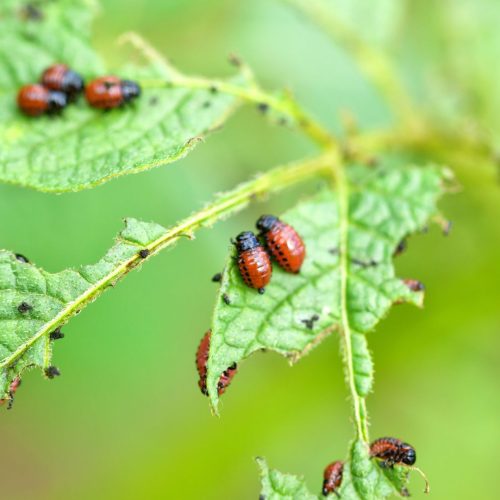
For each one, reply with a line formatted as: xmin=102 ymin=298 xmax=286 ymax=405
xmin=1 ymin=0 xmax=489 ymax=498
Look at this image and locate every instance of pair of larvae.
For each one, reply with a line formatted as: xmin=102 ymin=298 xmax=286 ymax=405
xmin=235 ymin=215 xmax=306 ymax=294
xmin=196 ymin=216 xmax=305 ymax=397
xmin=323 ymin=437 xmax=417 ymax=497
xmin=17 ymin=63 xmax=141 ymax=116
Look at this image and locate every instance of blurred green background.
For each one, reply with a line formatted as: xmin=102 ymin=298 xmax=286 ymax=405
xmin=0 ymin=1 xmax=499 ymax=498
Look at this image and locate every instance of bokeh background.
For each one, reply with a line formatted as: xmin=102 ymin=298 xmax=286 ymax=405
xmin=1 ymin=0 xmax=499 ymax=498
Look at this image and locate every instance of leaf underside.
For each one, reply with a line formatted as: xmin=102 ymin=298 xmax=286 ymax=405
xmin=0 ymin=217 xmax=168 ymax=398
xmin=0 ymin=0 xmax=239 ymax=192
xmin=207 ymin=163 xmax=447 ymax=412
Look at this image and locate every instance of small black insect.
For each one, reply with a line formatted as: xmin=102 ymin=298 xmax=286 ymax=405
xmin=301 ymin=314 xmax=320 ymax=330
xmin=45 ymin=366 xmax=61 ymax=379
xmin=17 ymin=302 xmax=33 ymax=314
xmin=50 ymin=328 xmax=65 ymax=341
xmin=138 ymin=249 xmax=150 ymax=259
xmin=15 ymin=253 xmax=30 ymax=263
xmin=211 ymin=273 xmax=222 ymax=283
xmin=222 ymin=293 xmax=231 ymax=305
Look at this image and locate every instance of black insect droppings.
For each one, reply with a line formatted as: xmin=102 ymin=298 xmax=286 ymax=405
xmin=50 ymin=328 xmax=64 ymax=341
xmin=209 ymin=85 xmax=218 ymax=94
xmin=228 ymin=53 xmax=242 ymax=67
xmin=17 ymin=302 xmax=33 ymax=314
xmin=202 ymin=100 xmax=211 ymax=108
xmin=20 ymin=3 xmax=44 ymax=21
xmin=211 ymin=273 xmax=222 ymax=283
xmin=149 ymin=96 xmax=159 ymax=106
xmin=351 ymin=258 xmax=378 ymax=268
xmin=328 ymin=247 xmax=340 ymax=255
xmin=222 ymin=293 xmax=231 ymax=305
xmin=400 ymin=487 xmax=410 ymax=498
xmin=301 ymin=314 xmax=320 ymax=330
xmin=393 ymin=239 xmax=407 ymax=257
xmin=45 ymin=366 xmax=61 ymax=379
xmin=139 ymin=249 xmax=150 ymax=259
xmin=257 ymin=102 xmax=269 ymax=114
xmin=15 ymin=253 xmax=30 ymax=263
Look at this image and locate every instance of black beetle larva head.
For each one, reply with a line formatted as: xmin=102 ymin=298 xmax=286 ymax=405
xmin=121 ymin=80 xmax=141 ymax=102
xmin=401 ymin=443 xmax=416 ymax=465
xmin=234 ymin=231 xmax=260 ymax=252
xmin=47 ymin=90 xmax=68 ymax=113
xmin=62 ymin=69 xmax=85 ymax=97
xmin=256 ymin=214 xmax=278 ymax=233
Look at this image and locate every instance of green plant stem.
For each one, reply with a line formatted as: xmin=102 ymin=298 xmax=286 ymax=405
xmin=145 ymin=155 xmax=334 ymax=254
xmin=140 ymin=76 xmax=336 ymax=149
xmin=0 ymin=155 xmax=335 ymax=372
xmin=281 ymin=0 xmax=417 ymax=128
xmin=329 ymin=153 xmax=370 ymax=444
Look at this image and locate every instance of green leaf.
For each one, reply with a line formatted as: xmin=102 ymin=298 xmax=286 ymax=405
xmin=257 ymin=445 xmax=412 ymax=500
xmin=340 ymin=440 xmax=410 ymax=499
xmin=207 ymin=164 xmax=449 ymax=411
xmin=0 ymin=0 xmax=239 ymax=192
xmin=0 ymin=217 xmax=168 ymax=398
xmin=257 ymin=457 xmax=318 ymax=500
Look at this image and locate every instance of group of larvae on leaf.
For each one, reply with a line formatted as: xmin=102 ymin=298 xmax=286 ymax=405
xmin=196 ymin=216 xmax=305 ymax=397
xmin=17 ymin=63 xmax=141 ymax=116
xmin=322 ymin=438 xmax=418 ymax=497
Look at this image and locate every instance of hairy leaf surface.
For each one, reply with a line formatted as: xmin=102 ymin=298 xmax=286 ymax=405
xmin=207 ymin=164 xmax=448 ymax=411
xmin=0 ymin=217 xmax=168 ymax=398
xmin=0 ymin=0 xmax=239 ymax=192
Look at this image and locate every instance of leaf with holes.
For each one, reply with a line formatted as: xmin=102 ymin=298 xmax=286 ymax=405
xmin=0 ymin=0 xmax=240 ymax=192
xmin=0 ymin=217 xmax=170 ymax=400
xmin=206 ymin=164 xmax=451 ymax=411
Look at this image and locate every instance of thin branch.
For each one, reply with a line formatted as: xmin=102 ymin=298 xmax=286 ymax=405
xmin=140 ymin=75 xmax=336 ymax=149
